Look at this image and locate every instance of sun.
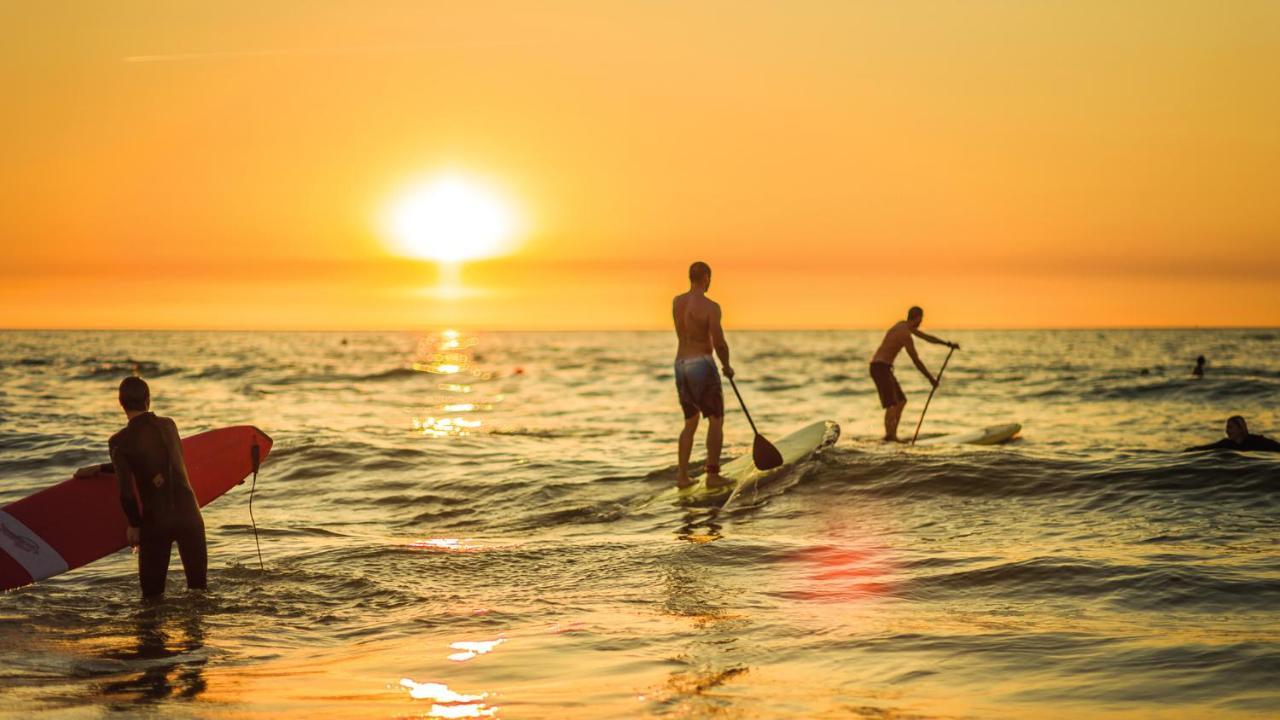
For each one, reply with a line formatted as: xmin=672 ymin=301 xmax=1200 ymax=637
xmin=384 ymin=174 xmax=519 ymax=263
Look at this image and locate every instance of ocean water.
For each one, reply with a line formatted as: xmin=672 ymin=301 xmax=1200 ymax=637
xmin=0 ymin=328 xmax=1277 ymax=719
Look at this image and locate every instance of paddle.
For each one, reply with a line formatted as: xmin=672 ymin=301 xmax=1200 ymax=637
xmin=910 ymin=345 xmax=956 ymax=445
xmin=726 ymin=375 xmax=783 ymax=470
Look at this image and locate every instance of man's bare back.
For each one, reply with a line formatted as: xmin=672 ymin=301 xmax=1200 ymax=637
xmin=872 ymin=321 xmax=915 ymax=365
xmin=673 ymin=292 xmax=721 ymax=360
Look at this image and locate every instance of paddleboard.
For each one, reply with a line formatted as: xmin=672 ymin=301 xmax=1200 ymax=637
xmin=0 ymin=425 xmax=272 ymax=592
xmin=914 ymin=423 xmax=1021 ymax=446
xmin=660 ymin=420 xmax=840 ymax=508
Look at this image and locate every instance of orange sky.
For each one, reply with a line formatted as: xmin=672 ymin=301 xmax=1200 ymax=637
xmin=2 ymin=1 xmax=1278 ymax=330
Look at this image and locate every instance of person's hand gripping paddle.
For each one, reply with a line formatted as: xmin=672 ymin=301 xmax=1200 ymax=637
xmin=726 ymin=372 xmax=783 ymax=470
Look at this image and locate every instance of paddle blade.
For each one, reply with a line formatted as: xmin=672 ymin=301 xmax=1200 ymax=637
xmin=752 ymin=434 xmax=784 ymax=470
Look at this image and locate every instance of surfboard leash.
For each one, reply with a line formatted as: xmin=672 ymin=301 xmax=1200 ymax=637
xmin=249 ymin=441 xmax=264 ymax=571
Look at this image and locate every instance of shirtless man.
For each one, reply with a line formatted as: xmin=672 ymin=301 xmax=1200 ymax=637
xmin=869 ymin=306 xmax=959 ymax=442
xmin=672 ymin=261 xmax=734 ymax=489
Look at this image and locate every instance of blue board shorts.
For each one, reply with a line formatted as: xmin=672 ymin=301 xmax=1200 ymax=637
xmin=675 ymin=356 xmax=724 ymax=419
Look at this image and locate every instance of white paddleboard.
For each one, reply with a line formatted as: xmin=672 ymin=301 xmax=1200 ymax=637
xmin=659 ymin=420 xmax=840 ymax=507
xmin=914 ymin=423 xmax=1021 ymax=446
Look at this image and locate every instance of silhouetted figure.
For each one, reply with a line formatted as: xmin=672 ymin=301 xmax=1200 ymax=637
xmin=1185 ymin=416 xmax=1280 ymax=453
xmin=673 ymin=261 xmax=733 ymax=489
xmin=869 ymin=306 xmax=959 ymax=442
xmin=75 ymin=377 xmax=208 ymax=597
xmin=1192 ymin=355 xmax=1205 ymax=378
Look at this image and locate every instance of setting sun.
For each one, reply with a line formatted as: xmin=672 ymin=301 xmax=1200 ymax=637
xmin=383 ymin=174 xmax=520 ymax=264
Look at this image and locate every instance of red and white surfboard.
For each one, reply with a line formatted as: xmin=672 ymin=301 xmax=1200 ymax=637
xmin=0 ymin=425 xmax=272 ymax=592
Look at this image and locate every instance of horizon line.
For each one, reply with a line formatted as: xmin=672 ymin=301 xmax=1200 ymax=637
xmin=3 ymin=325 xmax=1277 ymax=334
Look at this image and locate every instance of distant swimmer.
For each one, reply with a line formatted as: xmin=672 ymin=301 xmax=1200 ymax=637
xmin=1184 ymin=416 xmax=1280 ymax=453
xmin=1192 ymin=355 xmax=1206 ymax=378
xmin=672 ymin=261 xmax=734 ymax=489
xmin=870 ymin=306 xmax=959 ymax=442
xmin=73 ymin=377 xmax=208 ymax=597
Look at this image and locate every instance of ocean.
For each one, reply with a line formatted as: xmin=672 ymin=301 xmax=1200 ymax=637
xmin=1 ymin=329 xmax=1277 ymax=718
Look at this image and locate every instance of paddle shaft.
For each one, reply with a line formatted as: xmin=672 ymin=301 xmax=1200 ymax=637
xmin=726 ymin=375 xmax=761 ymax=437
xmin=911 ymin=346 xmax=955 ymax=445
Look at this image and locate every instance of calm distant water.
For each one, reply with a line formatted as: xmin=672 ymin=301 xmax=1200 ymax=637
xmin=1 ymin=329 xmax=1277 ymax=719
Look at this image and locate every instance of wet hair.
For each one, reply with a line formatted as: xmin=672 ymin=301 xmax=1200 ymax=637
xmin=689 ymin=261 xmax=711 ymax=284
xmin=1196 ymin=355 xmax=1205 ymax=364
xmin=1227 ymin=415 xmax=1247 ymax=430
xmin=118 ymin=376 xmax=150 ymax=411
xmin=907 ymin=306 xmax=923 ymax=321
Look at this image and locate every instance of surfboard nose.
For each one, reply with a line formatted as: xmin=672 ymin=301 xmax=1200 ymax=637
xmin=251 ymin=426 xmax=274 ymax=454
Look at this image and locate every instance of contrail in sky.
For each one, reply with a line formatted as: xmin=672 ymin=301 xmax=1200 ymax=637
xmin=124 ymin=42 xmax=528 ymax=63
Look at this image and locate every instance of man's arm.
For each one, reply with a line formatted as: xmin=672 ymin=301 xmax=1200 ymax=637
xmin=109 ymin=441 xmax=144 ymax=531
xmin=709 ymin=304 xmax=733 ymax=378
xmin=1184 ymin=439 xmax=1231 ymax=452
xmin=1254 ymin=436 xmax=1280 ymax=452
xmin=74 ymin=463 xmax=114 ymax=478
xmin=913 ymin=328 xmax=959 ymax=349
xmin=906 ymin=337 xmax=936 ymax=387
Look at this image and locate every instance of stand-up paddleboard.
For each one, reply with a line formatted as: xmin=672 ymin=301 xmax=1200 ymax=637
xmin=0 ymin=425 xmax=272 ymax=592
xmin=659 ymin=420 xmax=840 ymax=508
xmin=914 ymin=423 xmax=1021 ymax=446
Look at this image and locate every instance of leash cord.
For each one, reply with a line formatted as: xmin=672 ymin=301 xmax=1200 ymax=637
xmin=249 ymin=443 xmax=264 ymax=571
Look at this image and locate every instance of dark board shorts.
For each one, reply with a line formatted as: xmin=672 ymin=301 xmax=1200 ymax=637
xmin=869 ymin=361 xmax=906 ymax=409
xmin=675 ymin=356 xmax=724 ymax=419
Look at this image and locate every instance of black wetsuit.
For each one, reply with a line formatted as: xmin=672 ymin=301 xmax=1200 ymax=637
xmin=1184 ymin=434 xmax=1280 ymax=453
xmin=102 ymin=412 xmax=207 ymax=597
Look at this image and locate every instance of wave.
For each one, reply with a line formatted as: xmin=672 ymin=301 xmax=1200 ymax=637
xmin=798 ymin=449 xmax=1279 ymax=503
xmin=186 ymin=365 xmax=256 ymax=380
xmin=895 ymin=556 xmax=1280 ymax=611
xmin=71 ymin=359 xmax=177 ymax=380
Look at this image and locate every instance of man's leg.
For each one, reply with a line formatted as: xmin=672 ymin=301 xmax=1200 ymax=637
xmin=137 ymin=526 xmax=172 ymax=598
xmin=885 ymin=399 xmax=907 ymax=442
xmin=676 ymin=413 xmax=700 ymax=488
xmin=705 ymin=415 xmax=730 ymax=488
xmin=175 ymin=513 xmax=208 ymax=590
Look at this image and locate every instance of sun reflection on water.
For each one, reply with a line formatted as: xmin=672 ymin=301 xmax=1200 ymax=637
xmin=447 ymin=638 xmax=505 ymax=662
xmin=399 ymin=678 xmax=498 ymax=718
xmin=409 ymin=330 xmax=503 ymax=437
xmin=413 ymin=416 xmax=484 ymax=437
xmin=408 ymin=538 xmax=478 ymax=552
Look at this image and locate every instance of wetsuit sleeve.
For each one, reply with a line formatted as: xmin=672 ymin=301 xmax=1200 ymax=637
xmin=1253 ymin=436 xmax=1280 ymax=452
xmin=1184 ymin=439 xmax=1232 ymax=452
xmin=109 ymin=440 xmax=144 ymax=527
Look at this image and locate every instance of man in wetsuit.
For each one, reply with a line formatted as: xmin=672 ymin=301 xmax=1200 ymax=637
xmin=1184 ymin=416 xmax=1280 ymax=453
xmin=74 ymin=377 xmax=207 ymax=597
xmin=869 ymin=306 xmax=959 ymax=442
xmin=672 ymin=261 xmax=734 ymax=489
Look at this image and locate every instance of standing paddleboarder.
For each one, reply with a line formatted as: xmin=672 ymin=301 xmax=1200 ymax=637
xmin=74 ymin=377 xmax=207 ymax=597
xmin=673 ymin=261 xmax=734 ymax=489
xmin=869 ymin=307 xmax=960 ymax=442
